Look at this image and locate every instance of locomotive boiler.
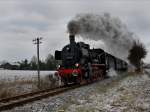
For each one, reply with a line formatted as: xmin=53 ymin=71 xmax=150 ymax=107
xmin=55 ymin=35 xmax=127 ymax=85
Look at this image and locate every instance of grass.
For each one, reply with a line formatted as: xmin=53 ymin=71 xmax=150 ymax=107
xmin=0 ymin=74 xmax=58 ymax=99
xmin=0 ymin=88 xmax=16 ymax=99
xmin=39 ymin=75 xmax=58 ymax=90
xmin=0 ymin=80 xmax=34 ymax=99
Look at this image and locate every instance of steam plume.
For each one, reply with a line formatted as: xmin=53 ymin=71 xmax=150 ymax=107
xmin=67 ymin=13 xmax=135 ymax=60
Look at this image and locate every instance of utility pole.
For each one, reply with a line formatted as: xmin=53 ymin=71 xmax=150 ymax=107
xmin=33 ymin=37 xmax=43 ymax=88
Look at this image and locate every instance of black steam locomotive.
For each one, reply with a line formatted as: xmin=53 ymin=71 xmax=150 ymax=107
xmin=55 ymin=35 xmax=128 ymax=85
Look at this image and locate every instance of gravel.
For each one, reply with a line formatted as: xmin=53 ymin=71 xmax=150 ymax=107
xmin=3 ymin=70 xmax=150 ymax=112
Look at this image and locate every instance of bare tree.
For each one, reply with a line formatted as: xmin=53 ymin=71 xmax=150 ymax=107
xmin=128 ymin=40 xmax=147 ymax=72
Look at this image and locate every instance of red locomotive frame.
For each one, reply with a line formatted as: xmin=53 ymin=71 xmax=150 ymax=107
xmin=55 ymin=64 xmax=106 ymax=85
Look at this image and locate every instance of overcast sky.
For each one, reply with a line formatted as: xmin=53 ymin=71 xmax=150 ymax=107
xmin=0 ymin=0 xmax=150 ymax=63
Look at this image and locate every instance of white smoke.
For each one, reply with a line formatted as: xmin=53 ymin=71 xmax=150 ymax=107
xmin=107 ymin=68 xmax=118 ymax=77
xmin=67 ymin=13 xmax=135 ymax=60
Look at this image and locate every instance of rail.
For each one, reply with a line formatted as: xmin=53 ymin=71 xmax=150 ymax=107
xmin=0 ymin=85 xmax=80 ymax=111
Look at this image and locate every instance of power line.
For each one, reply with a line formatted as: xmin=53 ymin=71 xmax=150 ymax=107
xmin=33 ymin=37 xmax=43 ymax=88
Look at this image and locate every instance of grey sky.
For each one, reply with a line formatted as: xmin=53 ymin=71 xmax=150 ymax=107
xmin=0 ymin=0 xmax=150 ymax=62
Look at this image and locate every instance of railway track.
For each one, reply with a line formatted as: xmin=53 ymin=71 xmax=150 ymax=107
xmin=0 ymin=84 xmax=80 ymax=111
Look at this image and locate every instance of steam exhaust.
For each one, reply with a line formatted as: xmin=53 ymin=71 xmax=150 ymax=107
xmin=67 ymin=13 xmax=135 ymax=60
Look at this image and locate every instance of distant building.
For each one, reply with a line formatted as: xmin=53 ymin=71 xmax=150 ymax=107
xmin=0 ymin=62 xmax=19 ymax=70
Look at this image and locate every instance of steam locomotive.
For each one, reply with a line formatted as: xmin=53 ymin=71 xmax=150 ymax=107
xmin=55 ymin=35 xmax=128 ymax=85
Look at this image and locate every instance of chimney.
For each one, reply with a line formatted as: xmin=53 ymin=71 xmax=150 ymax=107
xmin=69 ymin=34 xmax=75 ymax=44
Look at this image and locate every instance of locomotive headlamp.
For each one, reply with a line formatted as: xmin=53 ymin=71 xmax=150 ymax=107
xmin=75 ymin=63 xmax=79 ymax=67
xmin=57 ymin=65 xmax=61 ymax=69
